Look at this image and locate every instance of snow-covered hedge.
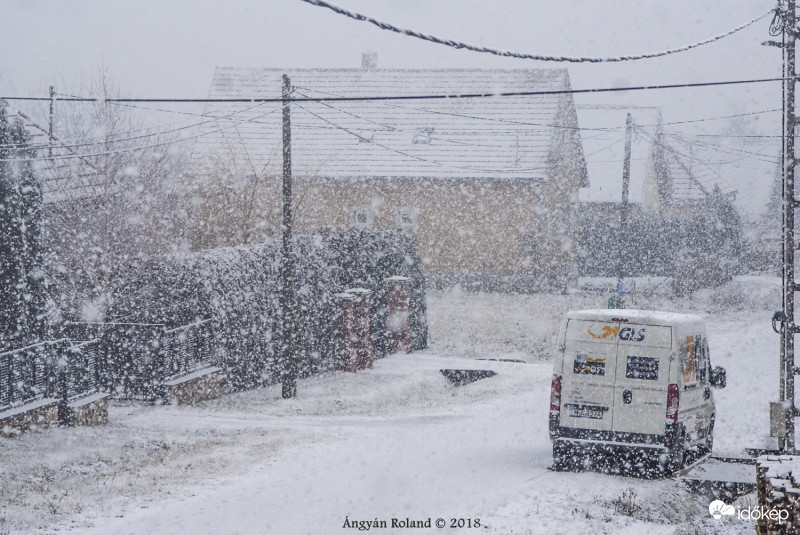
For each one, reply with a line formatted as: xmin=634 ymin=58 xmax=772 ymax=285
xmin=111 ymin=228 xmax=427 ymax=391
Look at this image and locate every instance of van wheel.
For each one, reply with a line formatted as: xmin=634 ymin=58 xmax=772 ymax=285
xmin=667 ymin=432 xmax=686 ymax=474
xmin=552 ymin=442 xmax=573 ymax=471
xmin=698 ymin=419 xmax=714 ymax=457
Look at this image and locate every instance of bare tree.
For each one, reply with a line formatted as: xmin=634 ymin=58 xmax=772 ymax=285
xmin=179 ymin=150 xmax=280 ymax=250
xmin=42 ymin=71 xmax=188 ymax=323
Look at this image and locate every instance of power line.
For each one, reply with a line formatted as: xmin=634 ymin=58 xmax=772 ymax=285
xmin=6 ymin=100 xmax=274 ymax=153
xmin=659 ymin=108 xmax=781 ymax=127
xmin=696 ymin=133 xmax=782 ymax=138
xmin=0 ymin=107 xmax=280 ymax=162
xmin=299 ymin=0 xmax=772 ymax=63
xmin=0 ymin=93 xmax=276 ymax=151
xmin=635 ymin=127 xmax=740 ymax=193
xmin=295 ymin=84 xmax=784 ymax=134
xmin=663 ymin=131 xmax=780 ymax=164
xmin=1 ymin=76 xmax=792 ymax=104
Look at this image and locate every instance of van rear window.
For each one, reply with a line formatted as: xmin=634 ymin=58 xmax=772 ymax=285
xmin=573 ymin=353 xmax=606 ymax=376
xmin=625 ymin=355 xmax=659 ymax=380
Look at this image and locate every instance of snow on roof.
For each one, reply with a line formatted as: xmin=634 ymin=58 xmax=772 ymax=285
xmin=565 ymin=308 xmax=705 ymax=328
xmin=190 ymin=67 xmax=582 ymax=181
xmin=662 ymin=134 xmax=779 ymax=217
xmin=576 ymin=105 xmax=662 ymax=204
xmin=662 ymin=147 xmax=707 ymax=202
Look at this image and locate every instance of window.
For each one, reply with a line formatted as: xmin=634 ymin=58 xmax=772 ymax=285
xmin=682 ymin=335 xmax=697 ymax=384
xmin=351 ymin=207 xmax=373 ymax=228
xmin=696 ymin=335 xmax=709 ymax=384
xmin=626 ymin=355 xmax=659 ymax=381
xmin=357 ymin=129 xmax=375 ymax=143
xmin=394 ymin=207 xmax=419 ymax=232
xmin=412 ymin=127 xmax=433 ymax=145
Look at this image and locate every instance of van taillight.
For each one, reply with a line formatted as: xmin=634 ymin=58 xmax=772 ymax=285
xmin=666 ymin=383 xmax=679 ymax=422
xmin=550 ymin=375 xmax=562 ymax=413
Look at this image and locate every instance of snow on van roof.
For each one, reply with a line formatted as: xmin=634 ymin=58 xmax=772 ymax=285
xmin=565 ymin=309 xmax=705 ymax=327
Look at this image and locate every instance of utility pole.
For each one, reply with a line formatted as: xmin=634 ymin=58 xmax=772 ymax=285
xmin=768 ymin=0 xmax=799 ymax=453
xmin=281 ymin=74 xmax=297 ymax=399
xmin=782 ymin=0 xmax=797 ymax=453
xmin=48 ymin=85 xmax=55 ymax=158
xmin=616 ymin=113 xmax=634 ymax=308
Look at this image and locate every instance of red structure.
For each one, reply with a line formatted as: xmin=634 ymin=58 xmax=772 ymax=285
xmin=336 ymin=288 xmax=374 ymax=372
xmin=385 ymin=276 xmax=413 ymax=354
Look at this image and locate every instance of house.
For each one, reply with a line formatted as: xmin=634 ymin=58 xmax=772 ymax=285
xmin=188 ymin=64 xmax=588 ymax=290
xmin=576 ymin=105 xmax=743 ymax=282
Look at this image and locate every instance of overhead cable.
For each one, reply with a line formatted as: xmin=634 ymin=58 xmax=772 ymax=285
xmin=1 ymin=76 xmax=792 ymax=104
xmin=299 ymin=0 xmax=772 ymax=63
xmin=296 ymin=84 xmax=783 ymax=133
xmin=0 ymin=107 xmax=280 ymax=162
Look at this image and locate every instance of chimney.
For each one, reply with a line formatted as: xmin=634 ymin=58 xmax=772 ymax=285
xmin=362 ymin=52 xmax=377 ymax=71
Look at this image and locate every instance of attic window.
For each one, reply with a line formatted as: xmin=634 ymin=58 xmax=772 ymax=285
xmin=394 ymin=207 xmax=419 ymax=232
xmin=357 ymin=129 xmax=375 ymax=143
xmin=412 ymin=127 xmax=433 ymax=145
xmin=351 ymin=207 xmax=373 ymax=228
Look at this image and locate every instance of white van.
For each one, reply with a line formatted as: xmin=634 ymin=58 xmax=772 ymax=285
xmin=549 ymin=309 xmax=726 ymax=474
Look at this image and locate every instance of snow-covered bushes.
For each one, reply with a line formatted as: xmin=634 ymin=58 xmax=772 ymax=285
xmin=110 ymin=228 xmax=427 ymax=392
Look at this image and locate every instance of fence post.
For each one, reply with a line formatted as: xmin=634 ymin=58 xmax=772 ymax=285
xmin=349 ymin=288 xmax=374 ymax=370
xmin=153 ymin=325 xmax=167 ymax=400
xmin=384 ymin=276 xmax=413 ymax=354
xmin=335 ymin=289 xmax=374 ymax=372
xmin=335 ymin=292 xmax=357 ymax=372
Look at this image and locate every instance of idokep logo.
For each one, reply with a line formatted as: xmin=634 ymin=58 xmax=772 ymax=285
xmin=708 ymin=500 xmax=735 ymax=520
xmin=709 ymin=500 xmax=790 ymax=524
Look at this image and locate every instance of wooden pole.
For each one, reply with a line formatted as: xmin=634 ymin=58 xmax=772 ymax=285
xmin=281 ymin=74 xmax=297 ymax=399
xmin=783 ymin=0 xmax=797 ymax=452
xmin=616 ymin=113 xmax=634 ymax=308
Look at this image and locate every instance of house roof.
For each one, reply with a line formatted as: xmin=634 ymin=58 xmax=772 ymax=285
xmin=661 ymin=145 xmax=708 ymax=202
xmin=190 ymin=67 xmax=586 ymax=182
xmin=577 ymin=104 xmax=778 ymax=217
xmin=660 ymin=134 xmax=777 ymax=216
xmin=576 ymin=105 xmax=662 ymax=204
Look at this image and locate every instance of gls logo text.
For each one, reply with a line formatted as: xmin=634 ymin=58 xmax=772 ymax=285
xmin=587 ymin=325 xmax=646 ymax=342
xmin=619 ymin=327 xmax=646 ymax=342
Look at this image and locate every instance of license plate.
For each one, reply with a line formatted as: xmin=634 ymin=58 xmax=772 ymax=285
xmin=568 ymin=406 xmax=605 ymax=419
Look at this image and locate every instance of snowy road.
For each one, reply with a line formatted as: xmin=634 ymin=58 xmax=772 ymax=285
xmin=52 ymin=347 xmax=758 ymax=535
xmin=57 ymin=357 xmax=553 ymax=535
xmin=4 ymin=282 xmax=781 ymax=534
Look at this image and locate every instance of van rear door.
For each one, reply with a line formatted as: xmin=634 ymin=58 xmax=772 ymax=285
xmin=611 ymin=323 xmax=672 ymax=436
xmin=560 ymin=319 xmax=619 ymax=432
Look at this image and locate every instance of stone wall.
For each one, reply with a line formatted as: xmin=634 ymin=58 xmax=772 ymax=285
xmin=0 ymin=399 xmax=59 ymax=437
xmin=756 ymin=455 xmax=800 ymax=534
xmin=163 ymin=367 xmax=222 ymax=405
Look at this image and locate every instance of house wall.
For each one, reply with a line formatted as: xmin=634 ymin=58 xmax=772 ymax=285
xmin=291 ymin=176 xmax=560 ymax=276
xmin=189 ymin=171 xmax=581 ymax=285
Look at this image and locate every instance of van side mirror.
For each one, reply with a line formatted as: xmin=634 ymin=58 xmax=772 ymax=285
xmin=710 ymin=366 xmax=726 ymax=389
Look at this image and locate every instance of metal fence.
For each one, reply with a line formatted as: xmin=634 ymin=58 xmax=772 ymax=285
xmin=162 ymin=320 xmax=216 ymax=379
xmin=0 ymin=341 xmax=56 ymax=411
xmin=0 ymin=339 xmax=103 ymax=413
xmin=58 ymin=340 xmax=104 ymax=403
xmin=62 ymin=319 xmax=218 ymax=401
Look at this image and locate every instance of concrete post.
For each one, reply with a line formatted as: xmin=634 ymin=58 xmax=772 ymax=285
xmin=385 ymin=276 xmax=413 ymax=354
xmin=336 ymin=288 xmax=374 ymax=372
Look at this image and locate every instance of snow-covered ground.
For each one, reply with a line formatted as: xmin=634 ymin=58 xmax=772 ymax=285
xmin=0 ymin=276 xmax=783 ymax=534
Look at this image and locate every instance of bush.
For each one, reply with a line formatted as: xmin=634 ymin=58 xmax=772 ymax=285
xmin=110 ymin=228 xmax=427 ymax=391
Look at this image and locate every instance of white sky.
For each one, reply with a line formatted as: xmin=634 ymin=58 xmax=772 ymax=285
xmin=0 ymin=1 xmax=777 ymax=112
xmin=0 ymin=0 xmax=783 ymax=213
